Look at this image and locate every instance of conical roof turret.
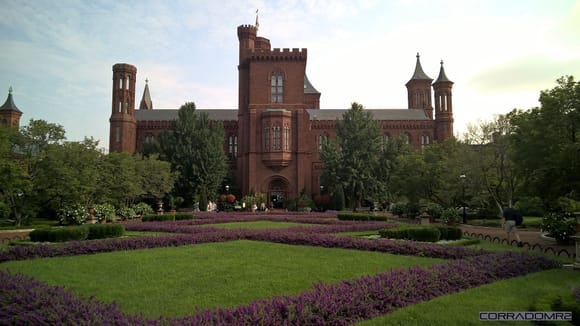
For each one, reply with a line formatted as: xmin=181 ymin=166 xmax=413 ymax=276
xmin=0 ymin=87 xmax=21 ymax=113
xmin=409 ymin=53 xmax=432 ymax=81
xmin=434 ymin=60 xmax=453 ymax=84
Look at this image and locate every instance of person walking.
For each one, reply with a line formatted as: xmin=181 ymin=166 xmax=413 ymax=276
xmin=503 ymin=206 xmax=523 ymax=247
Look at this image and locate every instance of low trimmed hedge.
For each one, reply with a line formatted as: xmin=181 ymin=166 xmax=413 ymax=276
xmin=86 ymin=224 xmax=125 ymax=240
xmin=379 ymin=225 xmax=462 ymax=242
xmin=337 ymin=212 xmax=387 ymax=221
xmin=142 ymin=213 xmax=194 ymax=222
xmin=29 ymin=224 xmax=125 ymax=242
xmin=29 ymin=226 xmax=89 ymax=243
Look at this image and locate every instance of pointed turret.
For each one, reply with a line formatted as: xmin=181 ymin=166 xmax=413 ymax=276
xmin=0 ymin=87 xmax=23 ymax=127
xmin=408 ymin=53 xmax=432 ymax=81
xmin=406 ymin=53 xmax=433 ymax=112
xmin=433 ymin=60 xmax=454 ymax=141
xmin=139 ymin=79 xmax=153 ymax=110
xmin=434 ymin=60 xmax=452 ymax=83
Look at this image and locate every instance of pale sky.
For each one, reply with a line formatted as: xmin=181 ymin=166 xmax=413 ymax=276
xmin=1 ymin=0 xmax=579 ymax=150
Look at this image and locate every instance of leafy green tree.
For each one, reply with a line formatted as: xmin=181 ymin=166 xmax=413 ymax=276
xmin=158 ymin=102 xmax=228 ymax=208
xmin=509 ymin=76 xmax=580 ymax=205
xmin=135 ymin=154 xmax=176 ymax=205
xmin=96 ymin=151 xmax=142 ymax=208
xmin=376 ymin=135 xmax=411 ymax=205
xmin=320 ymin=102 xmax=382 ymax=210
xmin=0 ymin=125 xmax=32 ymax=225
xmin=33 ymin=138 xmax=101 ymax=212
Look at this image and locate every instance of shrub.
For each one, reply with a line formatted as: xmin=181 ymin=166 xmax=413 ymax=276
xmin=541 ymin=212 xmax=576 ymax=243
xmin=86 ymin=224 xmax=125 ymax=240
xmin=329 ymin=186 xmax=345 ymax=211
xmin=174 ymin=213 xmax=194 ymax=221
xmin=58 ymin=204 xmax=89 ymax=225
xmin=436 ymin=226 xmax=462 ymax=240
xmin=29 ymin=226 xmax=89 ymax=242
xmin=337 ymin=213 xmax=387 ymax=221
xmin=406 ymin=227 xmax=440 ymax=242
xmin=441 ymin=207 xmax=458 ymax=225
xmin=378 ymin=227 xmax=408 ymax=239
xmin=92 ymin=204 xmax=116 ymax=223
xmin=142 ymin=214 xmax=175 ymax=222
xmin=116 ymin=207 xmax=136 ymax=221
xmin=426 ymin=203 xmax=443 ymax=219
xmin=514 ymin=196 xmax=545 ymax=217
xmin=133 ymin=202 xmax=154 ymax=216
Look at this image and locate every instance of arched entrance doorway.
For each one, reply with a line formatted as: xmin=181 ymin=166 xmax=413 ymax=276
xmin=268 ymin=178 xmax=288 ymax=209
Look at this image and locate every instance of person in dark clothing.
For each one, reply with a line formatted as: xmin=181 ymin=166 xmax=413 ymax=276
xmin=503 ymin=207 xmax=523 ymax=247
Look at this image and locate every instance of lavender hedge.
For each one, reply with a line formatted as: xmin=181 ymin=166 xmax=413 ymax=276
xmin=1 ymin=252 xmax=560 ymax=325
xmin=1 ymin=225 xmax=483 ymax=263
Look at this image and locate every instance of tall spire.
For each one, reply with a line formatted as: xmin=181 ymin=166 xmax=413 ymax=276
xmin=409 ymin=53 xmax=431 ymax=80
xmin=139 ymin=79 xmax=153 ymax=110
xmin=255 ymin=9 xmax=259 ymax=31
xmin=0 ymin=86 xmax=21 ymax=112
xmin=434 ymin=60 xmax=452 ymax=83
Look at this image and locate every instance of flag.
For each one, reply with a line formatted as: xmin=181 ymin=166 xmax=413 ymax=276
xmin=255 ymin=9 xmax=259 ymax=30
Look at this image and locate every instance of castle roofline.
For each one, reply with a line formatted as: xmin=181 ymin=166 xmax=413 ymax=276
xmin=434 ymin=60 xmax=453 ymax=84
xmin=0 ymin=87 xmax=21 ymax=113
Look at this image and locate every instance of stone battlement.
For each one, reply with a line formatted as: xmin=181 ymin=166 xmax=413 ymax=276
xmin=249 ymin=48 xmax=307 ymax=61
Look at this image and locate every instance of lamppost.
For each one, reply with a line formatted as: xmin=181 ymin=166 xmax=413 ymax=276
xmin=459 ymin=174 xmax=466 ymax=224
xmin=225 ymin=185 xmax=230 ymax=194
xmin=320 ymin=185 xmax=324 ymax=194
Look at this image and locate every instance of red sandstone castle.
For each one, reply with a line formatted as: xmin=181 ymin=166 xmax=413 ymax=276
xmin=109 ymin=23 xmax=454 ymax=206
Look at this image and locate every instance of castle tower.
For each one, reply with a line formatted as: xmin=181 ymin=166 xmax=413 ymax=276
xmin=139 ymin=79 xmax=153 ymax=110
xmin=109 ymin=63 xmax=137 ymax=152
xmin=433 ymin=60 xmax=454 ymax=141
xmin=406 ymin=53 xmax=433 ymax=118
xmin=0 ymin=87 xmax=22 ymax=127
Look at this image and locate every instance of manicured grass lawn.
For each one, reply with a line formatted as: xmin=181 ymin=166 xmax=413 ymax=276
xmin=358 ymin=268 xmax=580 ymax=326
xmin=0 ymin=240 xmax=443 ymax=318
xmin=200 ymin=220 xmax=313 ymax=229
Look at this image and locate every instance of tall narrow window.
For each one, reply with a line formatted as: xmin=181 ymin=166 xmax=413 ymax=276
xmin=271 ymin=72 xmax=283 ymax=103
xmin=264 ymin=127 xmax=270 ymax=151
xmin=233 ymin=135 xmax=238 ymax=157
xmin=421 ymin=135 xmax=430 ymax=147
xmin=400 ymin=133 xmax=409 ymax=145
xmin=118 ymin=101 xmax=122 ymax=113
xmin=273 ymin=125 xmax=281 ymax=151
xmin=318 ymin=133 xmax=327 ymax=151
xmin=228 ymin=135 xmax=234 ymax=160
xmin=115 ymin=127 xmax=120 ymax=143
xmin=119 ymin=78 xmax=123 ymax=89
xmin=284 ymin=125 xmax=290 ymax=151
xmin=125 ymin=99 xmax=129 ymax=113
xmin=126 ymin=76 xmax=130 ymax=90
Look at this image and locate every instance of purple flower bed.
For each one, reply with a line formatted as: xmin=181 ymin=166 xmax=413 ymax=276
xmin=1 ymin=225 xmax=480 ymax=263
xmin=0 ymin=270 xmax=151 ymax=325
xmin=1 ymin=252 xmax=559 ymax=325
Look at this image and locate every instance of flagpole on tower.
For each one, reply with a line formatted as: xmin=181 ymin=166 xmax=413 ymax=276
xmin=255 ymin=9 xmax=259 ymax=31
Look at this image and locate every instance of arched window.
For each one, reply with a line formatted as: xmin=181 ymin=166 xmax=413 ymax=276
xmin=271 ymin=72 xmax=283 ymax=103
xmin=400 ymin=133 xmax=410 ymax=145
xmin=126 ymin=76 xmax=130 ymax=90
xmin=382 ymin=134 xmax=390 ymax=151
xmin=125 ymin=99 xmax=129 ymax=113
xmin=118 ymin=101 xmax=122 ymax=113
xmin=228 ymin=135 xmax=238 ymax=160
xmin=119 ymin=78 xmax=123 ymax=90
xmin=421 ymin=135 xmax=430 ymax=147
xmin=284 ymin=125 xmax=290 ymax=151
xmin=263 ymin=127 xmax=269 ymax=151
xmin=115 ymin=127 xmax=121 ymax=143
xmin=318 ymin=133 xmax=328 ymax=151
xmin=273 ymin=125 xmax=281 ymax=151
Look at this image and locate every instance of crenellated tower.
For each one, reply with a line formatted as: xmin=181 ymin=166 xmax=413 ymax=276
xmin=433 ymin=60 xmax=454 ymax=141
xmin=406 ymin=53 xmax=433 ymax=119
xmin=109 ymin=63 xmax=137 ymax=152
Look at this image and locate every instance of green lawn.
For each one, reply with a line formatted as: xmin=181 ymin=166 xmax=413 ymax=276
xmin=200 ymin=220 xmax=313 ymax=229
xmin=0 ymin=239 xmax=443 ymax=318
xmin=358 ymin=268 xmax=580 ymax=326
